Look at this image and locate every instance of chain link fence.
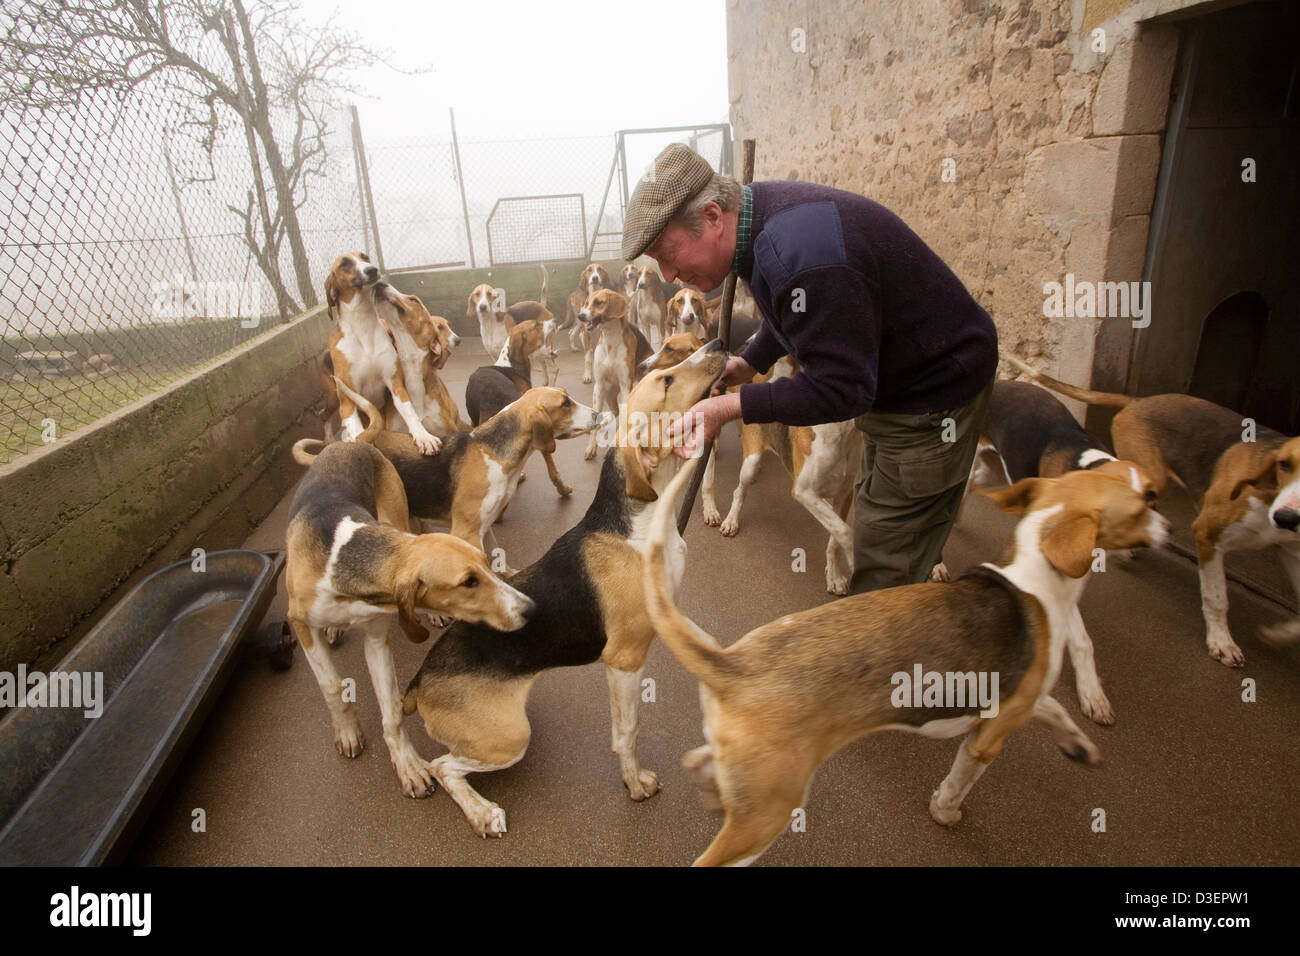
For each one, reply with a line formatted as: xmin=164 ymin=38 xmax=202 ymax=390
xmin=0 ymin=34 xmax=729 ymax=467
xmin=0 ymin=34 xmax=366 ymax=465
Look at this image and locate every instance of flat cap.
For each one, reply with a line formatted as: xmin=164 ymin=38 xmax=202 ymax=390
xmin=621 ymin=143 xmax=716 ymax=261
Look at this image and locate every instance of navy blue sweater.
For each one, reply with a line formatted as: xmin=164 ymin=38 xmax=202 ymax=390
xmin=737 ymin=182 xmax=998 ymax=425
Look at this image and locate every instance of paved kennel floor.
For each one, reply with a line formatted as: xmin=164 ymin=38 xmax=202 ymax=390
xmin=128 ymin=346 xmax=1300 ymax=866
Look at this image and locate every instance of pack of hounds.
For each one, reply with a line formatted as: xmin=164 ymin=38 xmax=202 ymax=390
xmin=285 ymin=251 xmax=1300 ymax=866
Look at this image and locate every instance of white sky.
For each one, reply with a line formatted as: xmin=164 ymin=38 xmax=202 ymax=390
xmin=295 ymin=0 xmax=731 ymax=140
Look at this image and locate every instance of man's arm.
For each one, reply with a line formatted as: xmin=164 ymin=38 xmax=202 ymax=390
xmin=738 ymin=265 xmax=880 ymax=427
xmin=738 ymin=318 xmax=785 ymax=375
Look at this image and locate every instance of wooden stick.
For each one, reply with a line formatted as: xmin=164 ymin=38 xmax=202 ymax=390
xmin=676 ymin=138 xmax=756 ymax=535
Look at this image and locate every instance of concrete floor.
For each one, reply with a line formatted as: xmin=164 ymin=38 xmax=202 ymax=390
xmin=128 ymin=347 xmax=1300 ymax=866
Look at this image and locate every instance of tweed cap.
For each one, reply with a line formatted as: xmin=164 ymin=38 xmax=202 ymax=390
xmin=621 ymin=143 xmax=717 ymax=261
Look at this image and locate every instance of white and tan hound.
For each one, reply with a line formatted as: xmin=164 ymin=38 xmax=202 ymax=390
xmin=578 ymin=289 xmax=653 ymax=461
xmin=646 ymin=460 xmax=1170 ymax=865
xmin=1005 ymin=353 xmax=1300 ymax=668
xmin=323 ymin=253 xmax=441 ymax=454
xmin=285 ymin=388 xmax=533 ymax=798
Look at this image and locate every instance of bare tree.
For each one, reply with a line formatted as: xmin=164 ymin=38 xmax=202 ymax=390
xmin=1 ymin=0 xmax=385 ymax=315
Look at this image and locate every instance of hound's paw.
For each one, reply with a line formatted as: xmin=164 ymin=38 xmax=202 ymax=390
xmin=1078 ymin=687 xmax=1116 ymax=726
xmin=468 ymin=803 xmax=507 ymax=838
xmin=929 ymin=562 xmax=951 ymax=583
xmin=825 ymin=572 xmax=850 ymax=596
xmin=553 ymin=482 xmax=574 ymax=497
xmin=1259 ymin=619 xmax=1300 ymax=646
xmin=625 ymin=768 xmax=661 ymax=801
xmin=1208 ymin=636 xmax=1246 ymax=668
xmin=582 ymin=373 xmax=593 ymax=385
xmin=394 ymin=753 xmax=436 ymax=798
xmin=334 ymin=720 xmax=365 ymax=758
xmin=1060 ymin=735 xmax=1103 ymax=767
xmin=719 ymin=516 xmax=741 ymax=537
xmin=583 ymin=444 xmax=597 ymax=461
xmin=414 ymin=433 xmax=442 ymax=455
xmin=324 ymin=627 xmax=344 ymax=646
xmin=929 ymin=793 xmax=963 ymax=826
xmin=702 ymin=503 xmax=722 ymax=526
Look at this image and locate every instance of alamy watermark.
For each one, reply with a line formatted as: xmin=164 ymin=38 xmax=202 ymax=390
xmin=151 ymin=273 xmax=262 ymax=326
xmin=1043 ymin=273 xmax=1152 ymax=328
xmin=891 ymin=663 xmax=1000 ymax=718
xmin=0 ymin=665 xmax=103 ymax=718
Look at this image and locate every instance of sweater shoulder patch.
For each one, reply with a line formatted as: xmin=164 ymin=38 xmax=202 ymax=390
xmin=755 ymin=202 xmax=846 ymax=288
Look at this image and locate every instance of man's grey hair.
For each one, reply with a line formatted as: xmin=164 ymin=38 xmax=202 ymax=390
xmin=673 ymin=173 xmax=742 ymax=236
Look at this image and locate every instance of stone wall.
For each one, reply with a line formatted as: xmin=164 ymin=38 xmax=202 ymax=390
xmin=726 ymin=0 xmax=1211 ymax=411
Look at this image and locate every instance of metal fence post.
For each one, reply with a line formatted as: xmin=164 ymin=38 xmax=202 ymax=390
xmin=350 ymin=105 xmax=386 ymax=274
xmin=161 ymin=131 xmax=200 ymax=285
xmin=449 ymin=108 xmax=476 ymax=269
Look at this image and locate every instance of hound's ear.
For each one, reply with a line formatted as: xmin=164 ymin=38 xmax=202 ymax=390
xmin=1231 ymin=450 xmax=1279 ymax=501
xmin=979 ymin=477 xmax=1043 ymax=516
xmin=531 ymin=413 xmax=557 ymax=455
xmin=393 ymin=573 xmax=431 ymax=643
xmin=609 ymin=293 xmax=629 ymax=319
xmin=621 ymin=443 xmax=658 ymax=502
xmin=507 ymin=328 xmax=528 ymax=367
xmin=1041 ymin=512 xmax=1098 ymax=579
xmin=466 ymin=293 xmax=476 ymax=322
xmin=324 ymin=271 xmax=340 ymax=318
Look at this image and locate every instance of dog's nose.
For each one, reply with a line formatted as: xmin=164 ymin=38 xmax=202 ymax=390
xmin=451 ymin=333 xmax=461 ymax=346
xmin=1275 ymin=508 xmax=1300 ymax=531
xmin=363 ymin=266 xmax=378 ymax=280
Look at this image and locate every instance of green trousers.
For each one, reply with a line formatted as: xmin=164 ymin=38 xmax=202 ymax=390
xmin=849 ymin=376 xmax=995 ymax=595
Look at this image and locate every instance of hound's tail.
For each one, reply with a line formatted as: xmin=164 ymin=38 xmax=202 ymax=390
xmin=332 ymin=376 xmax=384 ymax=444
xmin=999 ymin=351 xmax=1133 ymax=408
xmin=291 ymin=438 xmax=325 ymax=466
xmin=644 ymin=458 xmax=739 ymax=692
xmin=294 ymin=376 xmax=384 ymax=466
xmin=538 ymin=263 xmax=549 ymax=310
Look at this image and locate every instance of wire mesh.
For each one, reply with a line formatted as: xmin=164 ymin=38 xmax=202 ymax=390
xmin=486 ymin=195 xmax=586 ymax=266
xmin=0 ymin=19 xmax=365 ymax=465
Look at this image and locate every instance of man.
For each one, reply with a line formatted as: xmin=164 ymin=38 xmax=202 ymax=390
xmin=622 ymin=143 xmax=998 ymax=594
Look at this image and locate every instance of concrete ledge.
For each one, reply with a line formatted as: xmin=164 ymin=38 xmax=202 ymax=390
xmin=0 ymin=307 xmax=333 ymax=672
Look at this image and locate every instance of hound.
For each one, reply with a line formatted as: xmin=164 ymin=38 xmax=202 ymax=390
xmin=401 ymin=341 xmax=729 ymax=836
xmin=578 ymin=289 xmax=653 ymax=461
xmin=467 ymin=265 xmax=554 ymax=378
xmin=629 ymin=265 xmax=674 ymax=350
xmin=323 ymin=253 xmax=441 ymax=454
xmin=563 ymin=263 xmax=617 ymax=382
xmin=297 ymin=377 xmax=602 ymax=570
xmin=285 ymin=382 xmax=533 ymax=798
xmin=1004 ymin=352 xmax=1300 ymax=668
xmin=937 ymin=376 xmax=1159 ymax=723
xmin=645 ymin=459 xmax=1169 ymax=865
xmin=667 ymin=287 xmax=759 ymax=351
xmin=466 ymin=320 xmax=577 ymax=496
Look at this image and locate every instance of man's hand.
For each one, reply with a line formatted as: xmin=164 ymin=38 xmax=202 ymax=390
xmin=712 ymin=355 xmax=757 ymax=395
xmin=667 ymin=393 xmax=743 ymax=460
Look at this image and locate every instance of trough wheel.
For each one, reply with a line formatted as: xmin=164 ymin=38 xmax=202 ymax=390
xmin=266 ymin=620 xmax=295 ymax=671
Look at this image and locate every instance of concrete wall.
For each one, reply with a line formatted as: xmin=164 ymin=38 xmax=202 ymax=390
xmin=393 ymin=260 xmax=617 ymax=338
xmin=0 ymin=307 xmax=333 ymax=673
xmin=725 ymin=0 xmax=1220 ymax=411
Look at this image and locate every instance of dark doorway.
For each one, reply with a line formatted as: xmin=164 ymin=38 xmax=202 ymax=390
xmin=1124 ymin=0 xmax=1300 ymax=433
